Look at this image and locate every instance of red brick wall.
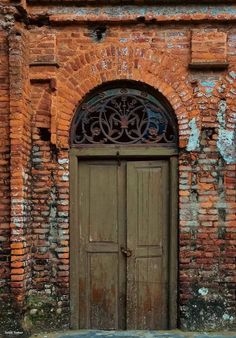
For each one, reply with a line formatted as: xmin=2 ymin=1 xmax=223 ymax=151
xmin=0 ymin=1 xmax=236 ymax=334
xmin=0 ymin=28 xmax=10 ymax=307
xmin=9 ymin=26 xmax=32 ymax=300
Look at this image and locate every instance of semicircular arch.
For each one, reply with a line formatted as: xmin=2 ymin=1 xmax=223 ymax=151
xmin=55 ymin=46 xmax=199 ymax=148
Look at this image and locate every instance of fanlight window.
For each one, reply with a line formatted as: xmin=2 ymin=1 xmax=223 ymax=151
xmin=70 ymin=86 xmax=177 ymax=146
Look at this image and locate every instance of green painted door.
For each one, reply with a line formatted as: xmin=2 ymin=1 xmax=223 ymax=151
xmin=77 ymin=160 xmax=170 ymax=330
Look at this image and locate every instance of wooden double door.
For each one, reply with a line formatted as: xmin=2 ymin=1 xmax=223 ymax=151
xmin=71 ymin=156 xmax=177 ymax=330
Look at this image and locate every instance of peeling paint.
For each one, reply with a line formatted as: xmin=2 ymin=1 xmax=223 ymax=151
xmin=62 ymin=174 xmax=69 ymax=181
xmin=58 ymin=158 xmax=69 ymax=165
xmin=119 ymin=38 xmax=128 ymax=43
xmin=200 ymin=81 xmax=215 ymax=88
xmin=186 ymin=118 xmax=200 ymax=152
xmin=229 ymin=71 xmax=236 ymax=79
xmin=217 ymin=100 xmax=236 ymax=164
xmin=198 ymin=287 xmax=208 ymax=296
xmin=223 ymin=313 xmax=234 ymax=322
xmin=200 ymin=80 xmax=216 ymax=94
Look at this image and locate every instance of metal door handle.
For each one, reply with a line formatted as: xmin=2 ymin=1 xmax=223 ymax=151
xmin=121 ymin=247 xmax=132 ymax=257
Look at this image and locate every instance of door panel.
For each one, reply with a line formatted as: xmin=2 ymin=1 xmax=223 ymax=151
xmin=89 ymin=253 xmax=118 ymax=328
xmin=135 ymin=257 xmax=164 ymax=329
xmin=127 ymin=161 xmax=169 ymax=329
xmin=78 ymin=161 xmax=126 ymax=329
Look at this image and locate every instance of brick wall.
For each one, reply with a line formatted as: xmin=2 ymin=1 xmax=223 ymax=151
xmin=0 ymin=1 xmax=235 ymax=335
xmin=0 ymin=27 xmax=11 ymax=317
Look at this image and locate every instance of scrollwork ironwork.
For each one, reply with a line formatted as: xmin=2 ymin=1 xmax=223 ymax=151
xmin=71 ymin=87 xmax=177 ymax=146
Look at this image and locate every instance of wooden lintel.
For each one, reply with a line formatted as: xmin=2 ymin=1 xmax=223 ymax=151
xmin=70 ymin=146 xmax=178 ymax=158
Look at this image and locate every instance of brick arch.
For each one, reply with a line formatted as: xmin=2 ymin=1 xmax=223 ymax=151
xmin=56 ymin=45 xmax=199 ymax=148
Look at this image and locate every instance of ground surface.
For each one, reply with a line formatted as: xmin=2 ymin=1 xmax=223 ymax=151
xmin=30 ymin=330 xmax=236 ymax=338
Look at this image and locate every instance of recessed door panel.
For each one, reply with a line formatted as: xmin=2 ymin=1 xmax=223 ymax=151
xmin=135 ymin=257 xmax=164 ymax=329
xmin=88 ymin=164 xmax=118 ymax=243
xmin=89 ymin=253 xmax=119 ymax=329
xmin=136 ymin=167 xmax=163 ymax=246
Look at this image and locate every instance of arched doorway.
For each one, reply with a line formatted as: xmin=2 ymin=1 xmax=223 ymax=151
xmin=70 ymin=81 xmax=178 ymax=330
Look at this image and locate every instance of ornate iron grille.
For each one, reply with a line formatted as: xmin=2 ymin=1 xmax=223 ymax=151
xmin=71 ymin=87 xmax=177 ymax=146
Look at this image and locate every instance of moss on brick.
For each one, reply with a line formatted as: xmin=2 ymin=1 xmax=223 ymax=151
xmin=181 ymin=284 xmax=236 ymax=331
xmin=24 ymin=294 xmax=69 ymax=333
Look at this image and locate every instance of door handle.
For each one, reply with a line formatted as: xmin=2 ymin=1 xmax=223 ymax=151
xmin=121 ymin=246 xmax=132 ymax=257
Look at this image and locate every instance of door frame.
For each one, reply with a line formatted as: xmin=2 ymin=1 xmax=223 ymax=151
xmin=69 ymin=145 xmax=178 ymax=330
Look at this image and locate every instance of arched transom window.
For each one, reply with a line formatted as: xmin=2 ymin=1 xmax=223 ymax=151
xmin=70 ymin=83 xmax=177 ymax=146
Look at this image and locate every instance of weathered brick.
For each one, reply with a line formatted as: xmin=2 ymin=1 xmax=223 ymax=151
xmin=0 ymin=1 xmax=236 ymax=334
